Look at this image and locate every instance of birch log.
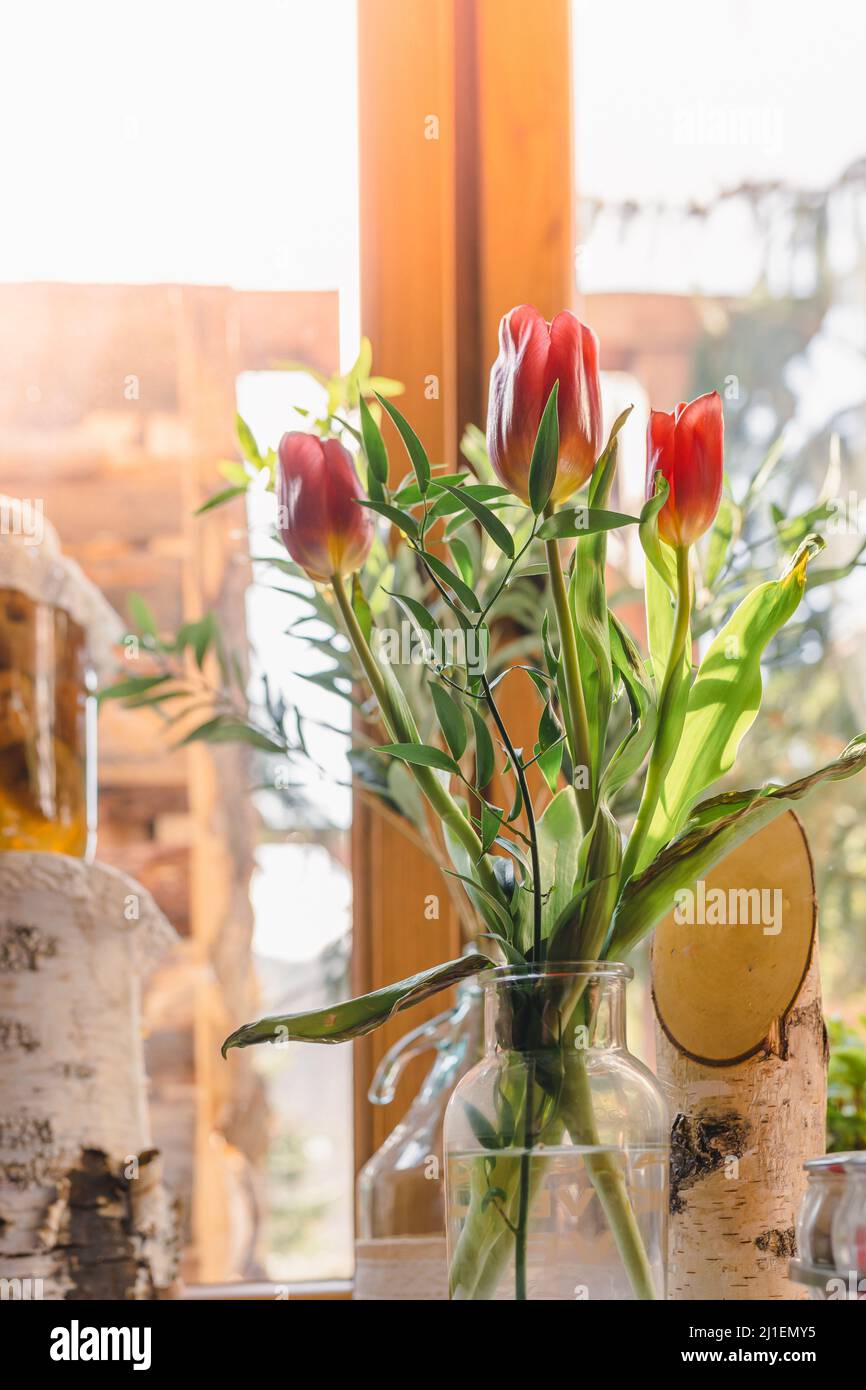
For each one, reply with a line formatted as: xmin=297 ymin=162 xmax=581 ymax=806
xmin=652 ymin=811 xmax=826 ymax=1300
xmin=0 ymin=852 xmax=181 ymax=1298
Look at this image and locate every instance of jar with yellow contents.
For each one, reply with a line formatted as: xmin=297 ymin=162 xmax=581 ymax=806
xmin=0 ymin=499 xmax=120 ymax=858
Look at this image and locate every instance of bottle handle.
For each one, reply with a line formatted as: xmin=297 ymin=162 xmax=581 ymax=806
xmin=367 ymin=1005 xmax=457 ymax=1106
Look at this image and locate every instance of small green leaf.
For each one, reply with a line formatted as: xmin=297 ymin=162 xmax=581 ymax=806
xmin=420 ymin=550 xmax=481 ymax=611
xmin=440 ymin=486 xmax=515 ymax=557
xmin=464 ymin=1102 xmax=505 ymax=1151
xmin=358 ymin=498 xmax=420 ymax=541
xmin=427 ymin=483 xmax=510 ymax=521
xmin=127 ymin=593 xmax=158 ymax=638
xmin=196 ymin=485 xmax=246 ymax=515
xmin=449 ymin=536 xmax=475 ymax=587
xmin=359 ymin=394 xmax=389 ymax=485
xmin=375 ymin=741 xmax=460 ymax=775
xmin=503 ymin=771 xmax=522 ymax=822
xmin=536 ymin=739 xmax=563 ymax=796
xmin=98 ymin=673 xmax=172 ymax=702
xmin=430 ymin=683 xmax=467 ymax=760
xmin=351 ymin=574 xmax=373 ymax=644
xmin=442 ymin=870 xmax=514 ymax=937
xmin=386 ymin=589 xmax=438 ymax=656
xmin=536 ymin=507 xmax=639 ymax=540
xmin=470 ymin=707 xmax=495 ymax=789
xmin=180 ymin=716 xmax=285 ymax=754
xmin=480 ymin=802 xmax=503 ymax=855
xmin=376 ymin=393 xmax=431 ymax=494
xmin=528 ymin=381 xmax=560 ymax=514
xmin=236 ymin=414 xmax=262 ymax=465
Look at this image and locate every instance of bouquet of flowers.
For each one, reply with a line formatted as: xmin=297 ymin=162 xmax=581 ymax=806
xmin=135 ymin=306 xmax=866 ymax=1298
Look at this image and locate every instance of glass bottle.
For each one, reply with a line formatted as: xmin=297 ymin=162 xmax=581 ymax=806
xmin=832 ymin=1154 xmax=866 ymax=1283
xmin=797 ymin=1154 xmax=850 ymax=1268
xmin=444 ymin=961 xmax=669 ymax=1301
xmin=0 ymin=588 xmax=95 ymax=856
xmin=354 ymin=979 xmax=484 ymax=1300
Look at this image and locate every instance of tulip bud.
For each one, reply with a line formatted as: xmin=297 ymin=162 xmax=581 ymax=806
xmin=647 ymin=391 xmax=724 ymax=547
xmin=487 ymin=304 xmax=603 ymax=505
xmin=277 ymin=432 xmax=374 ymax=582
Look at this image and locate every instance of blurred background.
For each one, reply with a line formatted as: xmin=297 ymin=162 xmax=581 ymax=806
xmin=1 ymin=0 xmax=864 ymax=1288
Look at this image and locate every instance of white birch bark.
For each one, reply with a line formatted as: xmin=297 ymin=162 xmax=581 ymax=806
xmin=652 ymin=812 xmax=826 ymax=1300
xmin=0 ymin=852 xmax=180 ymax=1298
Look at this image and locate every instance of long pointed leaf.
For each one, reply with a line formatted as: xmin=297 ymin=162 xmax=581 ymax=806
xmin=640 ymin=535 xmax=823 ymax=869
xmin=222 ymin=953 xmax=493 ymax=1052
xmin=610 ymin=734 xmax=866 ymax=956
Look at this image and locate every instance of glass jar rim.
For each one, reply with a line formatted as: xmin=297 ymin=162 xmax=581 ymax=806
xmin=803 ymin=1154 xmax=852 ymax=1174
xmin=478 ymin=959 xmax=633 ymax=987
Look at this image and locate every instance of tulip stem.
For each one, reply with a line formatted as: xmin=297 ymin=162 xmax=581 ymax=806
xmin=620 ymin=543 xmax=692 ymax=886
xmin=330 ymin=573 xmax=505 ymax=907
xmin=543 ymin=524 xmax=594 ymax=834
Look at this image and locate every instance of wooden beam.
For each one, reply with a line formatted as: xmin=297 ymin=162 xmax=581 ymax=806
xmin=354 ymin=0 xmax=577 ymax=1166
xmin=356 ymin=0 xmax=463 ymax=1161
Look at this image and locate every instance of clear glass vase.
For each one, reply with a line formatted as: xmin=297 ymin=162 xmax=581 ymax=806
xmin=444 ymin=962 xmax=669 ymax=1301
xmin=355 ymin=979 xmax=484 ymax=1299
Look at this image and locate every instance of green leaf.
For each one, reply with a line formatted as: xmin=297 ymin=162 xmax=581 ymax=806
xmin=602 ymin=616 xmax=657 ymax=802
xmin=196 ymin=485 xmax=246 ymax=515
xmin=470 ymin=706 xmax=495 ymax=789
xmin=610 ymin=735 xmax=866 ymax=957
xmin=236 ymin=414 xmax=262 ymax=466
xmin=464 ymin=1102 xmax=506 ymax=1152
xmin=222 ymin=952 xmax=493 ymax=1053
xmin=536 ymin=740 xmax=564 ymax=796
xmin=393 ymin=472 xmax=467 ymax=506
xmin=420 ymin=550 xmax=481 ymax=612
xmin=449 ymin=536 xmax=475 ymax=587
xmin=440 ymin=486 xmax=515 ymax=558
xmin=427 ymin=483 xmax=510 ymax=521
xmin=570 ymin=442 xmax=619 ymax=788
xmin=359 ymin=394 xmax=389 ymax=485
xmin=443 ymin=870 xmax=514 ymax=938
xmin=375 ymin=741 xmax=461 ymax=775
xmin=180 ymin=716 xmax=285 ymax=754
xmin=430 ymin=683 xmax=467 ymax=760
xmin=218 ymin=460 xmax=251 ymax=486
xmin=98 ymin=673 xmax=173 ymax=702
xmin=358 ymin=498 xmax=420 ymax=541
xmin=545 ymin=877 xmax=605 ymax=962
xmin=480 ymin=802 xmax=503 ymax=855
xmin=528 ymin=381 xmax=560 ymax=514
xmin=376 ymin=393 xmax=431 ymax=495
xmin=127 ymin=593 xmax=158 ymax=638
xmin=351 ymin=574 xmax=373 ymax=644
xmin=512 ymin=788 xmax=583 ymax=954
xmin=536 ymin=507 xmax=639 ymax=540
xmin=640 ymin=535 xmax=823 ymax=870
xmin=386 ymin=589 xmax=438 ymax=657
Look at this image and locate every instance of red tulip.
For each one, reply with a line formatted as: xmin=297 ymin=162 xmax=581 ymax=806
xmin=487 ymin=305 xmax=603 ymax=505
xmin=646 ymin=392 xmax=724 ymax=547
xmin=277 ymin=432 xmax=374 ymax=581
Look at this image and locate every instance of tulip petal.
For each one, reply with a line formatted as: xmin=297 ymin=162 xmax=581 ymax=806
xmin=647 ymin=393 xmax=723 ymax=547
xmin=547 ymin=313 xmax=603 ymax=501
xmin=670 ymin=392 xmax=724 ymax=546
xmin=487 ymin=305 xmax=550 ymax=502
xmin=277 ymin=432 xmax=373 ymax=582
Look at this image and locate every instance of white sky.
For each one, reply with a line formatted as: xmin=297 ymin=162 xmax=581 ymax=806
xmin=573 ymin=0 xmax=866 ymax=203
xmin=0 ymin=0 xmax=360 ymax=362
